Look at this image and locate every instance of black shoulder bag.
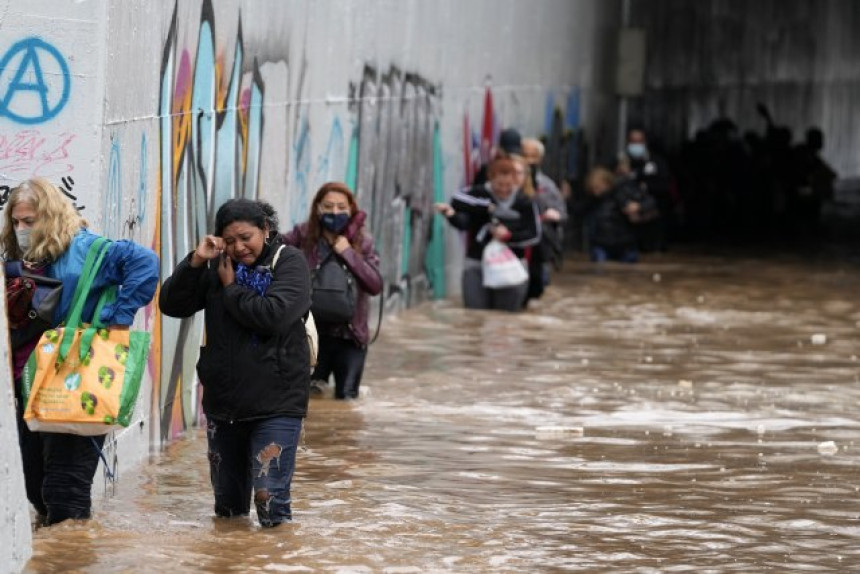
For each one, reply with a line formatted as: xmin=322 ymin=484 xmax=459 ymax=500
xmin=310 ymin=251 xmax=357 ymax=324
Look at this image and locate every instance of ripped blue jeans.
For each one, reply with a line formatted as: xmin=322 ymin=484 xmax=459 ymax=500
xmin=206 ymin=416 xmax=303 ymax=527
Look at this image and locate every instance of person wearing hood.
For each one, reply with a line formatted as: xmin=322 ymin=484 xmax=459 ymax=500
xmin=435 ymin=155 xmax=541 ymax=312
xmin=282 ymin=182 xmax=382 ymax=400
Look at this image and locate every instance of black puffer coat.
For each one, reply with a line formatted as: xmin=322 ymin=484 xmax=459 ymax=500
xmin=159 ymin=240 xmax=311 ymax=421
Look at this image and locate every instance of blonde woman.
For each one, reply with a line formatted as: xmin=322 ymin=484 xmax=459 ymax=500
xmin=1 ymin=178 xmax=158 ymax=526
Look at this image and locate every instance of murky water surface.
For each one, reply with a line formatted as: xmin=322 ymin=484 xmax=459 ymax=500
xmin=24 ymin=249 xmax=860 ymax=572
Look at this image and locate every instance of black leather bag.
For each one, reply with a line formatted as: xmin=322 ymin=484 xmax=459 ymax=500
xmin=310 ymin=253 xmax=357 ymax=324
xmin=5 ymin=261 xmax=63 ymax=349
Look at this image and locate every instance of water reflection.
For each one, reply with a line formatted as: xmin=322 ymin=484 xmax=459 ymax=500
xmin=25 ymin=250 xmax=860 ymax=572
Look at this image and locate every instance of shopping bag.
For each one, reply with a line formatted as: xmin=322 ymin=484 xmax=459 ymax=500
xmin=21 ymin=237 xmax=151 ymax=435
xmin=482 ymin=239 xmax=528 ymax=288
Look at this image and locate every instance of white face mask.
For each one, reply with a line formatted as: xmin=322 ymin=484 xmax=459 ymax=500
xmin=15 ymin=228 xmax=32 ymax=251
xmin=627 ymin=142 xmax=647 ymax=159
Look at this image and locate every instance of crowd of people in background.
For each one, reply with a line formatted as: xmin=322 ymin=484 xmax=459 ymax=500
xmin=569 ymin=104 xmax=839 ymax=265
xmin=436 ymin=128 xmax=568 ymax=312
xmin=437 ymin=105 xmax=840 ymax=310
xmin=672 ymin=104 xmax=837 ymax=241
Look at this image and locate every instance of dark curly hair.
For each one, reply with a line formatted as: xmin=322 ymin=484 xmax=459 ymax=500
xmin=214 ymin=198 xmax=279 ymax=237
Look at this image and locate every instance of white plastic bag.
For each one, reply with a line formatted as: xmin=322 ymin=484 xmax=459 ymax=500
xmin=482 ymin=240 xmax=528 ymax=288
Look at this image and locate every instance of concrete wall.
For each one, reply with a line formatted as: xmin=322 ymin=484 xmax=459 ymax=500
xmin=0 ymin=274 xmax=32 ymax=574
xmin=0 ymin=0 xmax=621 ymax=563
xmin=627 ymin=0 xmax=860 ymax=178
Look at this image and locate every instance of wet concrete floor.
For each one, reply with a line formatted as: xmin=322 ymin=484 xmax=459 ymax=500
xmin=23 ymin=247 xmax=860 ymax=572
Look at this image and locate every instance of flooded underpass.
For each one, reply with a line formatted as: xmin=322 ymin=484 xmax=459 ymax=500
xmin=23 ymin=248 xmax=860 ymax=572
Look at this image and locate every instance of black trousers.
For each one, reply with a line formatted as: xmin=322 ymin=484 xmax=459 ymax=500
xmin=16 ymin=377 xmax=105 ymax=525
xmin=311 ymin=334 xmax=368 ymax=399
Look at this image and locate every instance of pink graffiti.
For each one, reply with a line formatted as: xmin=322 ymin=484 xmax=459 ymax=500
xmin=0 ymin=129 xmax=77 ymax=179
xmin=175 ymin=50 xmax=192 ymax=103
xmin=240 ymin=87 xmax=251 ymax=112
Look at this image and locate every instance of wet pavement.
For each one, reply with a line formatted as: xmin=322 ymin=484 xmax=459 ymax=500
xmin=23 ymin=247 xmax=860 ymax=572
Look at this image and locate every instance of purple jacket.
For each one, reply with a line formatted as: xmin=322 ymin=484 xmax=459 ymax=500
xmin=282 ymin=212 xmax=383 ymax=346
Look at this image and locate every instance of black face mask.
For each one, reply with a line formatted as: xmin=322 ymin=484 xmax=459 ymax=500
xmin=320 ymin=212 xmax=350 ymax=233
xmin=529 ymin=164 xmax=539 ymax=187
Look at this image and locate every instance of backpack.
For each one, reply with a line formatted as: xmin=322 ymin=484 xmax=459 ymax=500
xmin=5 ymin=261 xmax=63 ymax=349
xmin=271 ymin=246 xmax=318 ymax=369
xmin=310 ymin=251 xmax=357 ymax=324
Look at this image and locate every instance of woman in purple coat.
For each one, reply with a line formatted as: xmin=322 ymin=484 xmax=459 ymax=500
xmin=283 ymin=182 xmax=383 ymax=399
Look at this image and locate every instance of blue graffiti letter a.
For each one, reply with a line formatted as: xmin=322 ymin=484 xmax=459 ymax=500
xmin=2 ymin=45 xmax=50 ymax=120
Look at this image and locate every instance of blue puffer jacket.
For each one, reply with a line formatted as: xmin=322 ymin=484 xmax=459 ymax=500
xmin=48 ymin=228 xmax=159 ymax=326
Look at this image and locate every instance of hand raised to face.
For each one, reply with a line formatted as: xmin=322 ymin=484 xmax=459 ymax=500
xmin=217 ymin=253 xmax=235 ymax=286
xmin=191 ymin=235 xmax=225 ymax=267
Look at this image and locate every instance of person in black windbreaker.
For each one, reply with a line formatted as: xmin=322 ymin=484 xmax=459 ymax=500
xmin=435 ymin=155 xmax=541 ymax=311
xmin=159 ymin=198 xmax=310 ymax=527
xmin=584 ymin=167 xmax=654 ymax=263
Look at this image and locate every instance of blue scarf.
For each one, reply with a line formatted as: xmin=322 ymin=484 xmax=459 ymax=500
xmin=234 ymin=262 xmax=273 ymax=344
xmin=235 ymin=263 xmax=273 ymax=296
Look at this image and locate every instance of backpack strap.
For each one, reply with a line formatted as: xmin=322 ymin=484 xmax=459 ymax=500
xmin=271 ymin=244 xmax=287 ymax=269
xmin=272 ymin=244 xmax=309 ymax=327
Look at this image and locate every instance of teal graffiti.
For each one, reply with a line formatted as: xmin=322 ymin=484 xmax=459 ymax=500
xmin=426 ymin=123 xmax=446 ymax=299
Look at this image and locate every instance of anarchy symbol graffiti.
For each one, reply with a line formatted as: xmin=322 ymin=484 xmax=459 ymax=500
xmin=0 ymin=37 xmax=70 ymax=124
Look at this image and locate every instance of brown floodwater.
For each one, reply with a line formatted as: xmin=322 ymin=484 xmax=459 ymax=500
xmin=23 ymin=248 xmax=860 ymax=572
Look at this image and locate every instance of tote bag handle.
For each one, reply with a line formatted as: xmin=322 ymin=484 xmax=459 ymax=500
xmin=57 ymin=237 xmax=111 ymax=364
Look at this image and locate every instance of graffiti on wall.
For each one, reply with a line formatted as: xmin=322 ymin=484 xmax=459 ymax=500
xmin=0 ymin=37 xmax=76 ymax=189
xmin=156 ymin=0 xmax=268 ymax=441
xmin=349 ymin=65 xmax=445 ymax=307
xmin=0 ymin=37 xmax=71 ymax=125
xmin=0 ymin=130 xmax=76 ymax=181
xmin=153 ymin=2 xmax=451 ymax=443
xmin=0 ymin=173 xmax=82 ymax=213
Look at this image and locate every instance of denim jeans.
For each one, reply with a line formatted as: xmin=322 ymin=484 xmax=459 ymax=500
xmin=590 ymin=245 xmax=639 ymax=263
xmin=206 ymin=415 xmax=303 ymax=527
xmin=15 ymin=378 xmax=105 ymax=525
xmin=312 ymin=334 xmax=368 ymax=399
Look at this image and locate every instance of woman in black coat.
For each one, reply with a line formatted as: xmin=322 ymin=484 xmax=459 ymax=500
xmin=159 ymin=198 xmax=310 ymax=527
